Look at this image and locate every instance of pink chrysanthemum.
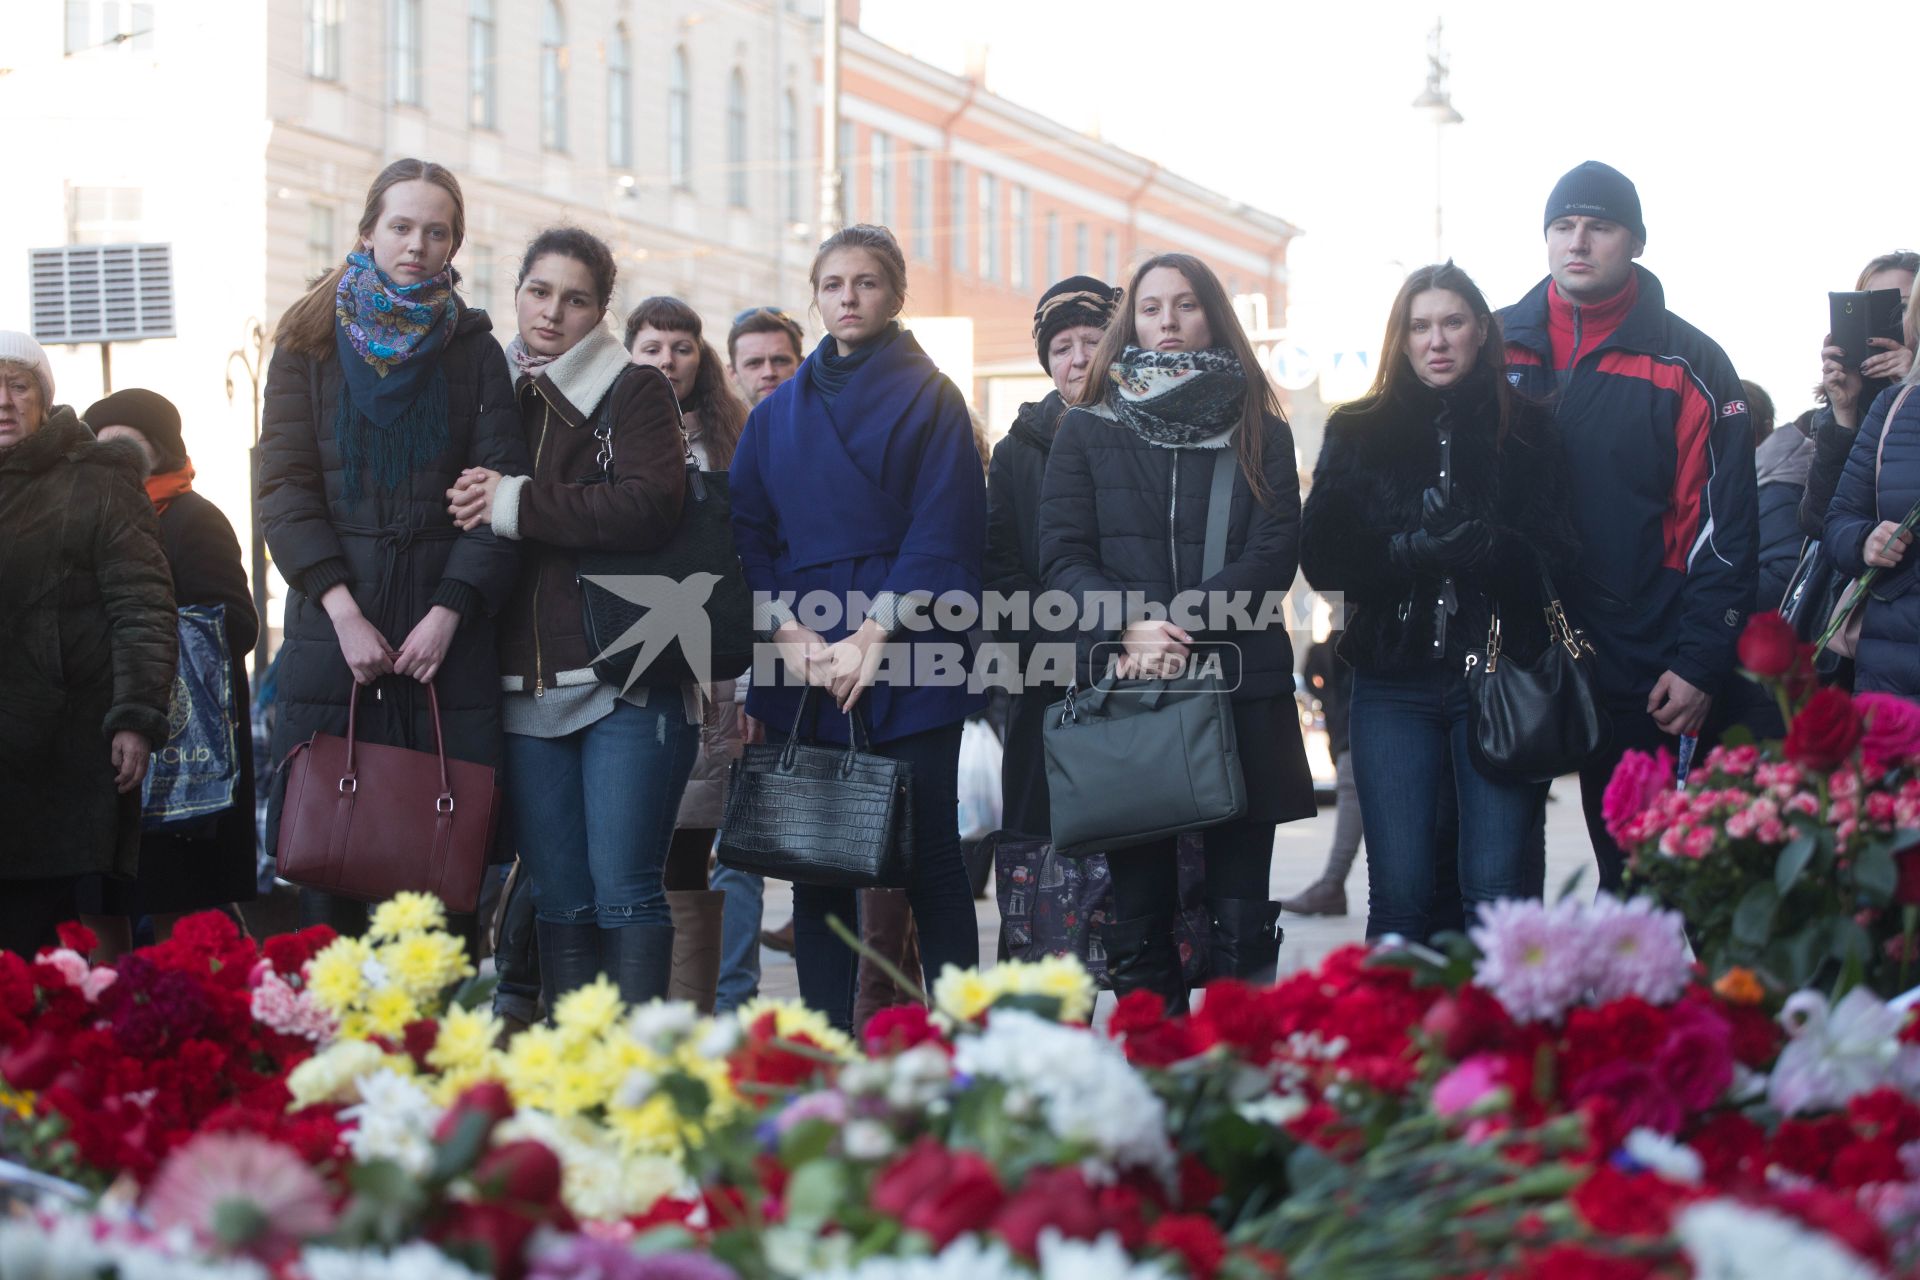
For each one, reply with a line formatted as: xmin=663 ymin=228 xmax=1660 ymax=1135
xmin=1584 ymin=895 xmax=1692 ymax=1006
xmin=1469 ymin=898 xmax=1588 ymax=1024
xmin=144 ymin=1132 xmax=337 ymax=1256
xmin=249 ymin=968 xmax=337 ymax=1042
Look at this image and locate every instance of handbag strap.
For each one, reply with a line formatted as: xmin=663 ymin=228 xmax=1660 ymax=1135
xmin=1876 ymin=384 xmax=1919 ymax=521
xmin=780 ymin=685 xmax=876 ymax=762
xmin=1201 ymin=448 xmax=1237 ymax=580
xmin=340 ymin=680 xmax=455 ymax=807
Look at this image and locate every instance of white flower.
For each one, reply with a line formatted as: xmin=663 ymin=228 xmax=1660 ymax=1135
xmin=842 ymin=1118 xmax=897 ymax=1161
xmin=813 ymin=1235 xmax=1023 ymax=1280
xmin=884 ymin=1044 xmax=957 ymax=1113
xmin=302 ymin=1242 xmax=487 ymax=1280
xmin=1676 ymin=1200 xmax=1883 ymax=1280
xmin=953 ymin=1010 xmax=1174 ymax=1182
xmin=625 ymin=1000 xmax=699 ymax=1052
xmin=0 ymin=1212 xmax=270 ymax=1280
xmin=1036 ymin=1230 xmax=1172 ymax=1280
xmin=1768 ymin=988 xmax=1920 ymax=1116
xmin=697 ymin=1017 xmax=743 ymax=1059
xmin=340 ymin=1068 xmax=443 ymax=1176
xmin=1624 ymin=1128 xmax=1703 ymax=1184
xmin=1237 ymin=1094 xmax=1309 ymax=1128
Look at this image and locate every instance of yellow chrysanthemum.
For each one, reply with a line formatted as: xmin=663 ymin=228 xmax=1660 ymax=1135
xmin=286 ymin=1039 xmax=386 ymax=1106
xmin=368 ymin=891 xmax=448 ymax=941
xmin=305 ymin=936 xmax=374 ymax=1015
xmin=733 ymin=998 xmax=857 ymax=1059
xmin=0 ymin=1087 xmax=33 ymax=1120
xmin=931 ymin=966 xmax=997 ymax=1023
xmin=605 ymin=1091 xmax=683 ymax=1156
xmin=429 ymin=1004 xmax=503 ymax=1075
xmin=553 ymin=976 xmax=624 ymax=1041
xmin=378 ymin=931 xmax=471 ymax=1002
xmin=363 ymin=985 xmax=420 ymax=1038
xmin=1024 ymin=955 xmax=1097 ymax=1023
xmin=501 ymin=1023 xmax=566 ymax=1109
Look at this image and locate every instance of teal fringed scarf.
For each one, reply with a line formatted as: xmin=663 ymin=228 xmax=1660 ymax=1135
xmin=332 ymin=251 xmax=455 ymax=502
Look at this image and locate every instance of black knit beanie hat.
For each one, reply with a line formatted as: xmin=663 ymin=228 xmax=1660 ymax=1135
xmin=1033 ymin=275 xmax=1120 ymax=373
xmin=1543 ymin=161 xmax=1645 ymax=244
xmin=85 ymin=388 xmax=187 ymax=469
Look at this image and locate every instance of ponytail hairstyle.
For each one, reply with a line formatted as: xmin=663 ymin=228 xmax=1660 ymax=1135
xmin=808 ymin=223 xmax=909 ymax=319
xmin=623 ymin=295 xmax=746 ymax=469
xmin=1355 ymin=261 xmax=1514 ymax=444
xmin=515 ymin=226 xmax=618 ymax=314
xmin=275 ymin=158 xmax=467 ymax=358
xmin=1078 ymin=252 xmax=1280 ymax=507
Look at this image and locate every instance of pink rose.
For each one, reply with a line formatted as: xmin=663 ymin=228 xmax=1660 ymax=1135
xmin=1857 ymin=693 xmax=1920 ymax=769
xmin=1604 ymin=748 xmax=1676 ymax=844
xmin=1568 ymin=1061 xmax=1685 ymax=1136
xmin=1655 ymin=1003 xmax=1734 ymax=1111
xmin=1682 ymin=828 xmax=1716 ymax=859
xmin=1432 ymin=1054 xmax=1509 ymax=1117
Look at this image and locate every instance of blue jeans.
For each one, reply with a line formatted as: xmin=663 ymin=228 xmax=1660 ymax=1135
xmin=775 ymin=721 xmax=978 ymax=1031
xmin=504 ymin=701 xmax=700 ymax=929
xmin=1349 ymin=667 xmax=1547 ymax=942
xmin=710 ymin=862 xmax=764 ymax=1012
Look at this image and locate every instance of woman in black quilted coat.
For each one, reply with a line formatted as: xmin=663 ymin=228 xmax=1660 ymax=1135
xmin=1039 ymin=252 xmax=1314 ymax=1014
xmin=258 ymin=159 xmax=526 ymax=935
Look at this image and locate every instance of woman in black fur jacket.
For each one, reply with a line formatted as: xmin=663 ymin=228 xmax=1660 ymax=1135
xmin=1300 ymin=263 xmax=1577 ymax=942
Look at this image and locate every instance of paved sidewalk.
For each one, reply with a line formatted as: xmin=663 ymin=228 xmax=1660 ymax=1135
xmin=753 ymin=775 xmax=1600 ymax=1003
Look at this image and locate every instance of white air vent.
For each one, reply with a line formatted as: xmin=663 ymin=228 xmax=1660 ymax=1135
xmin=29 ymin=243 xmax=176 ymax=345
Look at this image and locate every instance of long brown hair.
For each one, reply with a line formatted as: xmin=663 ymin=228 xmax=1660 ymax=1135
xmin=623 ymin=296 xmax=746 ymax=469
xmin=1353 ymin=261 xmax=1514 ymax=443
xmin=275 ymin=159 xmax=468 ymax=358
xmin=1078 ymin=252 xmax=1280 ymax=507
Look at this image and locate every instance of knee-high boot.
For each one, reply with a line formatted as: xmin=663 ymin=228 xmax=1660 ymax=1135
xmin=1102 ymin=912 xmax=1190 ymax=1016
xmin=1206 ymin=899 xmax=1284 ymax=986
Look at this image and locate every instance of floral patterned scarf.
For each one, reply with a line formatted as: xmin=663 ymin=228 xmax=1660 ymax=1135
xmin=332 ymin=251 xmax=456 ymax=502
xmin=1095 ymin=345 xmax=1247 ymax=448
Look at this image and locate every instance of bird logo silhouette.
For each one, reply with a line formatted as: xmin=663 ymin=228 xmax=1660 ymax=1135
xmin=581 ymin=572 xmax=724 ymax=692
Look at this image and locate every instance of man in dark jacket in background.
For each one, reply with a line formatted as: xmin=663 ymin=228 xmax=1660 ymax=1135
xmin=1502 ymin=162 xmax=1758 ymax=891
xmin=1756 ymin=407 xmax=1816 ymax=614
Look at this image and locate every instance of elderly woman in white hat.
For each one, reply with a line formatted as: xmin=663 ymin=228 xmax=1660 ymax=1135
xmin=0 ymin=332 xmax=177 ymax=957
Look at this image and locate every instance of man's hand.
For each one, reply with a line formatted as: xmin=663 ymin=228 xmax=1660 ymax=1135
xmin=110 ymin=730 xmax=151 ymax=794
xmin=1648 ymin=670 xmax=1712 ymax=737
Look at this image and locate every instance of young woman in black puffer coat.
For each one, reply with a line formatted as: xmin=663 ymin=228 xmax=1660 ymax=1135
xmin=1040 ymin=252 xmax=1316 ymax=1013
xmin=1301 ymin=262 xmax=1578 ymax=944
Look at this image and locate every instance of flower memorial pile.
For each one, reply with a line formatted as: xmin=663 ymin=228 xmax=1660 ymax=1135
xmin=1605 ymin=611 xmax=1920 ymax=999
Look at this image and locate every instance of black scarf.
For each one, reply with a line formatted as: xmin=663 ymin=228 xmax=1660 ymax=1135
xmin=809 ymin=322 xmax=903 ymax=406
xmin=1097 ymin=346 xmax=1246 ymax=446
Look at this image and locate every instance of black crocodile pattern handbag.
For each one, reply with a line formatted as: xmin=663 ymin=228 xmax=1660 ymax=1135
xmin=716 ymin=688 xmax=916 ymax=888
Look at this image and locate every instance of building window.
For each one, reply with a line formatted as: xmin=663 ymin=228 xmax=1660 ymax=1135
xmin=910 ymin=150 xmax=931 ymax=261
xmin=1044 ymin=211 xmax=1059 ymax=285
xmin=949 ymin=162 xmax=967 ymax=274
xmin=68 ymin=186 xmax=143 ymax=245
xmin=1104 ymin=230 xmax=1119 ymax=284
xmin=391 ymin=0 xmax=422 ymax=105
xmin=304 ymin=0 xmax=341 ymax=79
xmin=540 ymin=2 xmax=567 ymax=151
xmin=977 ymin=172 xmax=999 ymax=282
xmin=1074 ymin=222 xmax=1089 ymax=274
xmin=780 ymin=90 xmax=800 ymax=223
xmin=65 ymin=2 xmax=154 ymax=54
xmin=305 ymin=204 xmax=336 ymax=280
xmin=668 ymin=47 xmax=691 ymax=188
xmin=1011 ymin=186 xmax=1029 ymax=290
xmin=727 ymin=69 xmax=749 ymax=208
xmin=607 ymin=26 xmax=632 ymax=168
xmin=464 ymin=243 xmax=493 ymax=313
xmin=468 ymin=0 xmax=496 ymax=128
xmin=869 ymin=131 xmax=892 ymax=227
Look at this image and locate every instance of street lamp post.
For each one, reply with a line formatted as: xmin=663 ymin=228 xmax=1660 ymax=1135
xmin=225 ymin=318 xmax=271 ymax=679
xmin=1411 ymin=18 xmax=1463 ymax=263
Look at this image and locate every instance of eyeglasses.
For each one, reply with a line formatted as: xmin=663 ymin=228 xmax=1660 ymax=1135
xmin=733 ymin=305 xmax=793 ymax=325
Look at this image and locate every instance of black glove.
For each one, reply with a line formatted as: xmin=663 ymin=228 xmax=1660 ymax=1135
xmin=1388 ymin=520 xmax=1494 ymax=575
xmin=1420 ymin=487 xmax=1470 ymax=537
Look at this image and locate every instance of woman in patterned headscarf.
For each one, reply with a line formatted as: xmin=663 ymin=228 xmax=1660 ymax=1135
xmin=258 ymin=158 xmax=528 ymax=938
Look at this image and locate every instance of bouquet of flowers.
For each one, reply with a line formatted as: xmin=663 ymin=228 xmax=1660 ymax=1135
xmin=1604 ymin=612 xmax=1920 ymax=998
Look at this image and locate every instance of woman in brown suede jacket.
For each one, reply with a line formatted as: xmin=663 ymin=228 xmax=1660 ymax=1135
xmin=448 ymin=228 xmax=694 ymax=1009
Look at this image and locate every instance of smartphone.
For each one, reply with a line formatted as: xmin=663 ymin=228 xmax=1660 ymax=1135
xmin=1830 ymin=288 xmax=1905 ymax=370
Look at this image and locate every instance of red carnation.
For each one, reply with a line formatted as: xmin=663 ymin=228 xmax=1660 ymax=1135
xmin=1570 ymin=1165 xmax=1687 ymax=1237
xmin=1689 ymin=1111 xmax=1766 ymax=1186
xmin=1420 ymin=986 xmax=1514 ymax=1061
xmin=900 ymin=1152 xmax=1005 ymax=1247
xmin=862 ymin=1004 xmax=950 ymax=1057
xmin=1738 ymin=611 xmax=1798 ymax=678
xmin=434 ymin=1080 xmax=515 ymax=1145
xmin=989 ymin=1167 xmax=1104 ymax=1256
xmin=1517 ymin=1244 xmax=1660 ymax=1280
xmin=871 ymin=1138 xmax=959 ymax=1219
xmin=1146 ymin=1214 xmax=1227 ymax=1280
xmin=55 ymin=922 xmax=98 ymax=954
xmin=1783 ymin=687 xmax=1864 ymax=771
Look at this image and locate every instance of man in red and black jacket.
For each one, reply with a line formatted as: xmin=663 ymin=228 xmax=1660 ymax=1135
xmin=1501 ymin=161 xmax=1757 ymax=891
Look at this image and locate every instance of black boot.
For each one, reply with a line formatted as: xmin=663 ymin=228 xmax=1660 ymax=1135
xmin=1207 ymin=899 xmax=1284 ymax=986
xmin=535 ymin=919 xmax=602 ymax=1017
xmin=1103 ymin=913 xmax=1190 ymax=1016
xmin=601 ymin=923 xmax=675 ymax=1009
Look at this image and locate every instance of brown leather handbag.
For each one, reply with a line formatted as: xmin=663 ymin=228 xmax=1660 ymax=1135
xmin=275 ymin=682 xmax=500 ymax=914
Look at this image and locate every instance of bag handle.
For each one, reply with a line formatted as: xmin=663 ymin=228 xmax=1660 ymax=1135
xmin=339 ymin=680 xmax=455 ymax=812
xmin=779 ymin=685 xmax=875 ymax=771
